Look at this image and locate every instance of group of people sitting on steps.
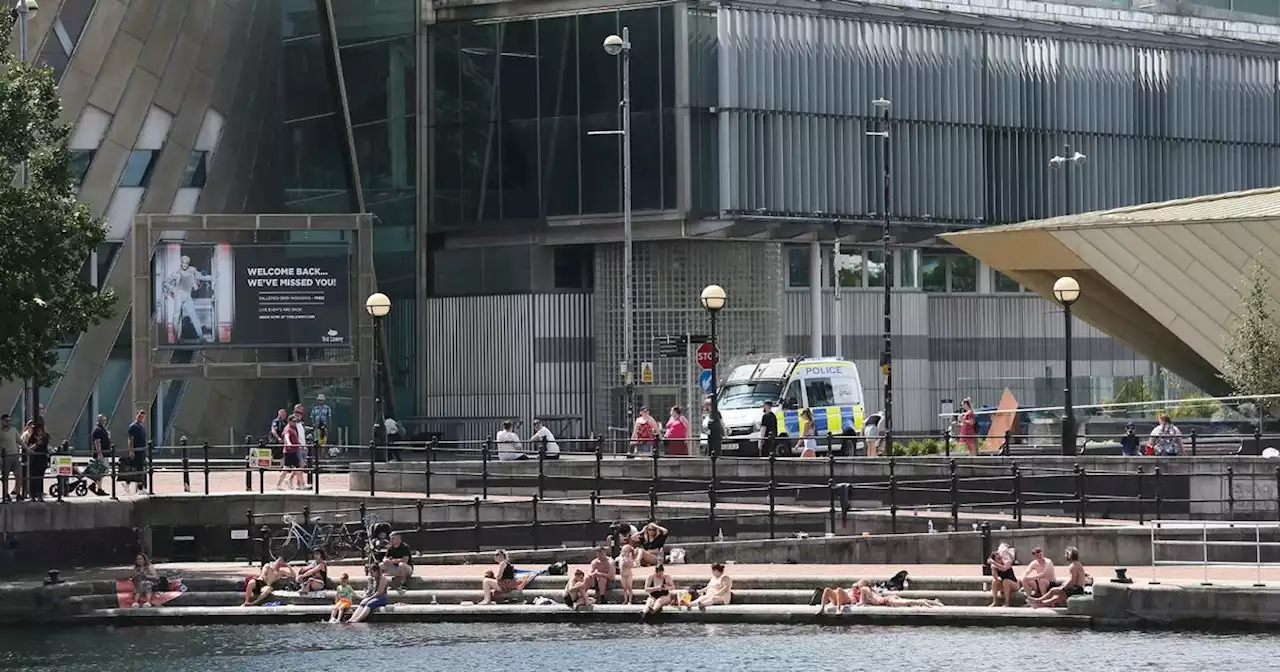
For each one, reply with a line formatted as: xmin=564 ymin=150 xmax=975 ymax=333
xmin=987 ymin=544 xmax=1091 ymax=608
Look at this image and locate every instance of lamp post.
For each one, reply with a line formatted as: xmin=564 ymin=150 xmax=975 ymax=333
xmin=365 ymin=292 xmax=391 ymax=455
xmin=1049 ymin=144 xmax=1086 ymax=215
xmin=13 ymin=0 xmax=38 ymax=424
xmin=591 ymin=29 xmax=634 ymax=429
xmin=700 ymin=284 xmax=726 ymax=457
xmin=1053 ymin=276 xmax=1081 ymax=456
xmin=867 ymin=97 xmax=893 ymax=437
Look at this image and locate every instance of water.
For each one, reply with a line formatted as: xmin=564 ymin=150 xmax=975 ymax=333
xmin=0 ymin=623 xmax=1269 ymax=672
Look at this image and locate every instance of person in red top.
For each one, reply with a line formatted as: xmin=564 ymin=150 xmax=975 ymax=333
xmin=275 ymin=411 xmax=305 ymax=490
xmin=958 ymin=397 xmax=978 ymax=456
xmin=664 ymin=406 xmax=691 ymax=456
xmin=631 ymin=407 xmax=660 ymax=457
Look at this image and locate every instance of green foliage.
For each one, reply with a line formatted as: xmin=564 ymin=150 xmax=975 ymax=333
xmin=889 ymin=439 xmax=944 ymax=457
xmin=1170 ymin=398 xmax=1217 ymax=419
xmin=1113 ymin=378 xmax=1154 ymax=405
xmin=1220 ymin=259 xmax=1280 ymax=417
xmin=0 ymin=18 xmax=116 ymax=387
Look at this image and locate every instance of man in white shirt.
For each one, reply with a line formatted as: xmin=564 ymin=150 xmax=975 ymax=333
xmin=529 ymin=419 xmax=561 ymax=459
xmin=384 ymin=417 xmax=402 ymax=462
xmin=495 ymin=420 xmax=526 ymax=460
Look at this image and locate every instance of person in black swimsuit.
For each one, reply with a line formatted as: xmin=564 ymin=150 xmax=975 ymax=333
xmin=636 ymin=522 xmax=669 ymax=567
xmin=479 ymin=549 xmax=522 ymax=605
xmin=987 ymin=550 xmax=1018 ymax=607
xmin=641 ymin=564 xmax=676 ymax=619
xmin=298 ymin=549 xmax=328 ymax=594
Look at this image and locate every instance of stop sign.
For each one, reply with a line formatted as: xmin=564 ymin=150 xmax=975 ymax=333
xmin=696 ymin=342 xmax=718 ymax=369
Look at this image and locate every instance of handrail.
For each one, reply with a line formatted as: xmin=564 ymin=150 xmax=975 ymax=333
xmin=1149 ymin=519 xmax=1280 ymax=586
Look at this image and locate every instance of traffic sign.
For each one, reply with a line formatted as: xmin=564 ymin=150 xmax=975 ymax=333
xmin=656 ymin=335 xmax=685 ymax=358
xmin=698 ymin=370 xmax=715 ymax=394
xmin=696 ymin=342 xmax=718 ymax=369
xmin=640 ymin=361 xmax=654 ymax=384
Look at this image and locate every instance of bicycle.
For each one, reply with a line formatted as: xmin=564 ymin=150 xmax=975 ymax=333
xmin=269 ymin=512 xmax=379 ymax=562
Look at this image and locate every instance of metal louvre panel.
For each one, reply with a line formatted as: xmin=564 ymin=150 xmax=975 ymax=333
xmin=422 ymin=293 xmax=593 ymax=441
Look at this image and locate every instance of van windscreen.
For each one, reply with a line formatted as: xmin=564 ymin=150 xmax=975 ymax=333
xmin=719 ymin=382 xmax=784 ymax=410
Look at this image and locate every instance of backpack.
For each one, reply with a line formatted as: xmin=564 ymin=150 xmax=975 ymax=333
xmin=876 ymin=570 xmax=909 ymax=592
xmin=634 ymin=419 xmax=655 ymax=443
xmin=547 ymin=561 xmax=569 ymax=576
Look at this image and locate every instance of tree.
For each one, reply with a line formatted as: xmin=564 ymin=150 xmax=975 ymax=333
xmin=1220 ymin=259 xmax=1280 ymax=417
xmin=0 ymin=17 xmax=116 ymax=389
xmin=1112 ymin=377 xmax=1154 ymax=405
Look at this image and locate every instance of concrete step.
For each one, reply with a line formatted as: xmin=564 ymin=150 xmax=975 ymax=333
xmin=67 ymin=587 xmax=1021 ymax=609
xmin=71 ymin=603 xmax=1081 ymax=627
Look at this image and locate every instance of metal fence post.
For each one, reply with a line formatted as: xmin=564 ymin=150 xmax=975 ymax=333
xmin=885 ymin=429 xmax=894 ymax=459
xmin=1190 ymin=429 xmax=1198 ymax=457
xmin=590 ymin=490 xmax=599 ymax=525
xmin=1227 ymin=465 xmax=1236 ymax=521
xmin=944 ymin=429 xmax=952 ymax=457
xmin=258 ymin=439 xmax=268 ymax=493
xmin=531 ymin=495 xmax=540 ymax=550
xmin=313 ymin=436 xmax=322 ymax=495
xmin=1076 ymin=464 xmax=1087 ymax=527
xmin=1136 ymin=466 xmax=1145 ymax=525
xmin=768 ymin=475 xmax=777 ymax=540
xmin=368 ymin=439 xmax=377 ymax=496
xmin=0 ymin=445 xmax=7 ymax=502
xmin=949 ymin=458 xmax=959 ymax=531
xmin=146 ymin=441 xmax=155 ymax=494
xmin=1011 ymin=464 xmax=1022 ymax=529
xmin=827 ymin=432 xmax=836 ymax=476
xmin=425 ymin=438 xmax=436 ymax=497
xmin=710 ymin=437 xmax=719 ymax=496
xmin=415 ymin=499 xmax=424 ymax=532
xmin=979 ymin=522 xmax=992 ymax=572
xmin=482 ymin=438 xmax=492 ymax=500
xmin=1275 ymin=465 xmax=1280 ymax=522
xmin=1154 ymin=466 xmax=1163 ymax=521
xmin=180 ymin=436 xmax=190 ymax=493
xmin=302 ymin=504 xmax=311 ymax=526
xmin=1256 ymin=426 xmax=1264 ymax=456
xmin=888 ymin=456 xmax=898 ymax=535
xmin=1001 ymin=430 xmax=1012 ymax=457
xmin=537 ymin=437 xmax=547 ymax=500
xmin=202 ymin=442 xmax=211 ymax=495
xmin=827 ymin=478 xmax=836 ymax=535
xmin=708 ymin=484 xmax=718 ymax=541
xmin=473 ymin=497 xmax=483 ymax=552
xmin=648 ymin=486 xmax=657 ymax=522
xmin=768 ymin=452 xmax=777 ymax=503
xmin=110 ymin=445 xmax=117 ymax=500
xmin=244 ymin=509 xmax=255 ymax=566
xmin=593 ymin=434 xmax=603 ymax=495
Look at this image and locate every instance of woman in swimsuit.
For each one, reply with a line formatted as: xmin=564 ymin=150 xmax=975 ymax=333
xmin=854 ymin=580 xmax=944 ymax=608
xmin=987 ymin=550 xmax=1019 ymax=607
xmin=816 ymin=583 xmax=859 ymax=613
xmin=298 ymin=549 xmax=328 ymax=594
xmin=347 ymin=564 xmax=390 ymax=623
xmin=479 ymin=549 xmax=521 ymax=605
xmin=641 ymin=564 xmax=676 ymax=618
xmin=636 ymin=522 xmax=669 ymax=567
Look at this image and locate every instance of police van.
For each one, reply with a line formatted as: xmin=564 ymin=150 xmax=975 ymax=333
xmin=700 ymin=355 xmax=866 ymax=456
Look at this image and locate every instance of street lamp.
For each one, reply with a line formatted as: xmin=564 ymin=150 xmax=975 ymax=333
xmin=589 ymin=29 xmax=633 ymax=428
xmin=1049 ymin=145 xmax=1086 ymax=215
xmin=365 ymin=292 xmax=391 ymax=454
xmin=1053 ymin=276 xmax=1081 ymax=456
xmin=13 ymin=0 xmax=38 ymax=424
xmin=867 ymin=97 xmax=894 ymax=442
xmin=700 ymin=284 xmax=726 ymax=457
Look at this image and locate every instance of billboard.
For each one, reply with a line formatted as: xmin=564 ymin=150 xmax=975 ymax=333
xmin=152 ymin=242 xmax=352 ymax=348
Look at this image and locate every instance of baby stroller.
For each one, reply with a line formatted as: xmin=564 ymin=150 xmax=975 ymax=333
xmin=49 ymin=457 xmax=108 ymax=498
xmin=365 ymin=521 xmax=393 ymax=570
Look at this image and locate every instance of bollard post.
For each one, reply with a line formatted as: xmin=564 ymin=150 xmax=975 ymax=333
xmin=709 ymin=484 xmax=719 ymax=541
xmin=949 ymin=459 xmax=959 ymax=530
xmin=1011 ymin=464 xmax=1022 ymax=529
xmin=648 ymin=486 xmax=657 ymax=522
xmin=313 ymin=437 xmax=322 ymax=495
xmin=426 ymin=438 xmax=436 ymax=497
xmin=1227 ymin=465 xmax=1236 ymax=521
xmin=202 ymin=442 xmax=211 ymax=495
xmin=590 ymin=490 xmax=599 ymax=525
xmin=979 ymin=522 xmax=992 ymax=575
xmin=482 ymin=438 xmax=492 ymax=500
xmin=531 ymin=496 xmax=540 ymax=550
xmin=147 ymin=441 xmax=155 ymax=494
xmin=768 ymin=475 xmax=777 ymax=540
xmin=1154 ymin=466 xmax=1163 ymax=521
xmin=890 ymin=455 xmax=901 ymax=535
xmin=593 ymin=435 xmax=603 ymax=495
xmin=827 ymin=478 xmax=836 ymax=535
xmin=537 ymin=437 xmax=547 ymax=500
xmin=180 ymin=437 xmax=190 ymax=493
xmin=944 ymin=429 xmax=952 ymax=457
xmin=416 ymin=499 xmax=425 ymax=532
xmin=1136 ymin=466 xmax=1145 ymax=525
xmin=1190 ymin=430 xmax=1198 ymax=457
xmin=473 ymin=497 xmax=483 ymax=552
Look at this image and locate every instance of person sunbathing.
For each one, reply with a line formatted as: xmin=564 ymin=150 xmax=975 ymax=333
xmin=1027 ymin=546 xmax=1089 ymax=608
xmin=816 ymin=583 xmax=859 ymax=613
xmin=854 ymin=580 xmax=944 ymax=608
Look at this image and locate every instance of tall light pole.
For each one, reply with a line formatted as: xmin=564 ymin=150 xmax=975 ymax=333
xmin=1053 ymin=276 xmax=1081 ymax=456
xmin=13 ymin=0 xmax=39 ymax=424
xmin=700 ymin=285 xmax=726 ymax=458
xmin=592 ymin=29 xmax=634 ymax=427
xmin=365 ymin=292 xmax=391 ymax=459
xmin=867 ymin=97 xmax=893 ymax=441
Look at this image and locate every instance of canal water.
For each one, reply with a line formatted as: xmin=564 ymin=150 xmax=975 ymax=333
xmin=0 ymin=622 xmax=1270 ymax=671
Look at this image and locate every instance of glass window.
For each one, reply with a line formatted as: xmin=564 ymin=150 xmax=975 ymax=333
xmin=59 ymin=0 xmax=97 ymax=43
xmin=804 ymin=379 xmax=835 ymax=408
xmin=432 ymin=24 xmax=462 ymax=125
xmin=787 ymin=246 xmax=810 ymax=288
xmin=781 ymin=380 xmax=802 ymax=409
xmin=119 ymin=150 xmax=158 ymax=187
xmin=37 ymin=29 xmax=70 ymax=83
xmin=867 ymin=249 xmax=891 ymax=288
xmin=496 ymin=20 xmax=539 ymax=122
xmin=340 ymin=36 xmax=416 ymax=126
xmin=282 ymin=35 xmax=339 ymax=122
xmin=580 ymin=111 xmax=621 ymax=214
xmin=993 ymin=269 xmax=1021 ymax=293
xmin=949 ymin=255 xmax=978 ymax=293
xmin=68 ymin=150 xmax=94 ymax=187
xmin=631 ymin=110 xmax=662 ymax=211
xmin=836 ymin=250 xmax=863 ymax=288
xmin=899 ymin=249 xmax=918 ymax=288
xmin=181 ymin=151 xmax=208 ymax=188
xmin=538 ymin=17 xmax=578 ymax=119
xmin=539 ymin=115 xmax=579 ymax=217
xmin=553 ymin=245 xmax=593 ymax=289
xmin=921 ymin=255 xmax=946 ymax=293
xmin=283 ymin=115 xmax=355 ymax=211
xmin=577 ymin=12 xmax=619 ymax=117
xmin=500 ymin=120 xmax=540 ymax=219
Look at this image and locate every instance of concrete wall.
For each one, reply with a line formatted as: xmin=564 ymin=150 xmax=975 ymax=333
xmin=1092 ymin=582 xmax=1280 ymax=628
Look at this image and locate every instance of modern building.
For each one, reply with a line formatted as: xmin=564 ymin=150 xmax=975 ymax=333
xmin=11 ymin=0 xmax=1280 ymax=446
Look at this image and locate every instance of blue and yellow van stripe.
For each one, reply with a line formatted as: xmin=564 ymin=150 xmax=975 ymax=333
xmin=775 ymin=405 xmax=864 ymax=436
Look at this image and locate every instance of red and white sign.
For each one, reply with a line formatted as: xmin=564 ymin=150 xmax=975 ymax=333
xmin=696 ymin=342 xmax=718 ymax=370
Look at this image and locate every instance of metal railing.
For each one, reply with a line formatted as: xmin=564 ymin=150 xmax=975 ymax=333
xmin=1149 ymin=519 xmax=1280 ymax=587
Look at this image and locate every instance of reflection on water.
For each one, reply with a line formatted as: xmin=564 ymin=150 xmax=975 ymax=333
xmin=0 ymin=623 xmax=1272 ymax=672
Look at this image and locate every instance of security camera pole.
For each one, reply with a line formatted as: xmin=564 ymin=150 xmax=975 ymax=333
xmin=867 ymin=97 xmax=893 ymax=443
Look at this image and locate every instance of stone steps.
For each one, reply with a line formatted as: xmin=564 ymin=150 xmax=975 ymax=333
xmin=73 ymin=603 xmax=1083 ymax=627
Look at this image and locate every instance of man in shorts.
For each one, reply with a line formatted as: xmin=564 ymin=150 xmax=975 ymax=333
xmin=380 ymin=532 xmax=414 ymax=593
xmin=0 ymin=414 xmax=22 ymax=501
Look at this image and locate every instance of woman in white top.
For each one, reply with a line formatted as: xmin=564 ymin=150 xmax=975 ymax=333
xmin=795 ymin=408 xmax=818 ymax=453
xmin=1148 ymin=414 xmax=1183 ymax=456
xmin=529 ymin=419 xmax=560 ymax=459
xmin=687 ymin=563 xmax=732 ymax=611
